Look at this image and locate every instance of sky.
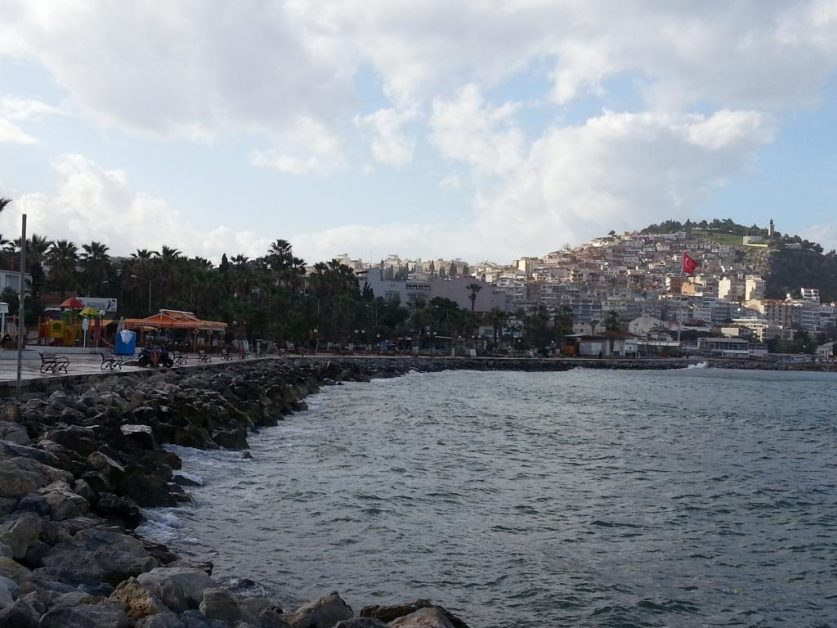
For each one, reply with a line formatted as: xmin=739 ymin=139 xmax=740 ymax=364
xmin=1 ymin=0 xmax=837 ymax=265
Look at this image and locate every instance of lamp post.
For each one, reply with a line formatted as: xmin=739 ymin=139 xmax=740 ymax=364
xmin=130 ymin=275 xmax=153 ymax=313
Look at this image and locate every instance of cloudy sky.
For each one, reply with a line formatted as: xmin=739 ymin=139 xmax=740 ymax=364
xmin=2 ymin=1 xmax=837 ymax=264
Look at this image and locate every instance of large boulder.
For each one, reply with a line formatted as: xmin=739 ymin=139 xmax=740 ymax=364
xmin=136 ymin=611 xmax=182 ymax=627
xmin=96 ymin=492 xmax=142 ymax=528
xmin=199 ymin=587 xmax=241 ymax=623
xmin=0 ymin=511 xmax=41 ymax=559
xmin=135 ymin=566 xmax=217 ymax=613
xmin=38 ymin=527 xmax=158 ymax=586
xmin=0 ymin=457 xmax=72 ymax=500
xmin=211 ymin=427 xmax=249 ymax=450
xmin=285 ymin=591 xmax=354 ymax=628
xmin=0 ymin=422 xmax=30 ymax=445
xmin=40 ymin=485 xmax=90 ymax=521
xmin=111 ymin=577 xmax=168 ymax=621
xmin=388 ymin=608 xmax=455 ymax=628
xmin=86 ymin=452 xmax=127 ymax=490
xmin=121 ymin=424 xmax=157 ymax=450
xmin=38 ymin=600 xmax=133 ymax=628
xmin=0 ymin=598 xmax=38 ymax=627
xmin=333 ymin=620 xmax=388 ymax=628
xmin=45 ymin=427 xmax=99 ymax=458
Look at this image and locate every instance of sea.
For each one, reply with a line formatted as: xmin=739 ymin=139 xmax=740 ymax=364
xmin=138 ymin=367 xmax=837 ymax=627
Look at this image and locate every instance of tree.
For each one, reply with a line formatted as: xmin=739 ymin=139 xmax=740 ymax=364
xmin=80 ymin=241 xmax=111 ymax=296
xmin=466 ymin=282 xmax=482 ymax=312
xmin=46 ymin=240 xmax=79 ymax=297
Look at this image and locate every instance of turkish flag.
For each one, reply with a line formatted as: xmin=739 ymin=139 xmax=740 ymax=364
xmin=682 ymin=252 xmax=699 ymax=275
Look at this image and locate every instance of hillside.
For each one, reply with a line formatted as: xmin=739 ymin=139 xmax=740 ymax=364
xmin=640 ymin=218 xmax=837 ymax=302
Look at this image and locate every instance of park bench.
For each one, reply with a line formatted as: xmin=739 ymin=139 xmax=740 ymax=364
xmin=221 ymin=349 xmax=233 ymax=361
xmin=173 ymin=352 xmax=188 ymax=366
xmin=100 ymin=353 xmax=123 ymax=370
xmin=39 ymin=352 xmax=70 ymax=374
xmin=198 ymin=350 xmax=211 ymax=363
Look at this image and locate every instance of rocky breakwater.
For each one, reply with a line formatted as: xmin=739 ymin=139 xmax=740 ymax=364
xmin=0 ymin=359 xmax=470 ymax=627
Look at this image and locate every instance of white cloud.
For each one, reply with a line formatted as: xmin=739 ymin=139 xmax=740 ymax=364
xmin=472 ymin=109 xmax=775 ymax=257
xmin=0 ymin=119 xmax=36 ymax=144
xmin=430 ymin=84 xmax=524 ymax=175
xmin=12 ymin=155 xmax=270 ymax=260
xmin=0 ymin=96 xmax=61 ymax=121
xmin=251 ymin=117 xmax=344 ymax=175
xmin=0 ymin=96 xmax=62 ymax=144
xmin=354 ymin=107 xmax=416 ymax=166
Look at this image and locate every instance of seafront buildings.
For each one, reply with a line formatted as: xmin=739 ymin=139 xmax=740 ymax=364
xmin=346 ymin=230 xmax=837 ymax=356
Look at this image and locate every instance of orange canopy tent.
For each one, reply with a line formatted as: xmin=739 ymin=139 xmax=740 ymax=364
xmin=123 ymin=310 xmax=227 ymax=347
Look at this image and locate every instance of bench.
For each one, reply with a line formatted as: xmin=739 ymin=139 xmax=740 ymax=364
xmin=173 ymin=352 xmax=188 ymax=366
xmin=39 ymin=352 xmax=70 ymax=374
xmin=221 ymin=350 xmax=233 ymax=361
xmin=100 ymin=353 xmax=123 ymax=370
xmin=198 ymin=350 xmax=211 ymax=363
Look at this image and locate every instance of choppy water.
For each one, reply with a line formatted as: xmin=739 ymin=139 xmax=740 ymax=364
xmin=139 ymin=368 xmax=837 ymax=626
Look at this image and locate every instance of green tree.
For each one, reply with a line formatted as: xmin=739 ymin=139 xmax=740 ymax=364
xmin=466 ymin=282 xmax=482 ymax=312
xmin=46 ymin=240 xmax=79 ymax=297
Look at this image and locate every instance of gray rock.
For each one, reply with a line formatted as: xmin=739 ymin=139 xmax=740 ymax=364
xmin=0 ymin=557 xmax=32 ymax=585
xmin=0 ymin=498 xmax=17 ymax=517
xmin=333 ymin=620 xmax=389 ymax=628
xmin=388 ymin=608 xmax=455 ymax=628
xmin=38 ymin=527 xmax=159 ymax=586
xmin=38 ymin=600 xmax=133 ymax=628
xmin=16 ymin=493 xmax=51 ymax=517
xmin=0 ymin=574 xmax=14 ymax=608
xmin=199 ymin=587 xmax=241 ymax=623
xmin=41 ymin=487 xmax=90 ymax=521
xmin=179 ymin=609 xmax=229 ymax=627
xmin=0 ymin=422 xmax=30 ymax=445
xmin=0 ymin=457 xmax=72 ymax=499
xmin=0 ymin=511 xmax=41 ymax=559
xmin=286 ymin=591 xmax=354 ymax=628
xmin=0 ymin=442 xmax=61 ymax=468
xmin=73 ymin=478 xmax=97 ymax=503
xmin=96 ymin=492 xmax=142 ymax=527
xmin=111 ymin=576 xmax=168 ymax=622
xmin=86 ymin=452 xmax=127 ymax=489
xmin=121 ymin=424 xmax=156 ymax=450
xmin=0 ymin=598 xmax=38 ymax=627
xmin=136 ymin=611 xmax=182 ymax=627
xmin=136 ymin=566 xmax=217 ymax=613
xmin=0 ymin=543 xmax=12 ymax=558
xmin=45 ymin=427 xmax=99 ymax=457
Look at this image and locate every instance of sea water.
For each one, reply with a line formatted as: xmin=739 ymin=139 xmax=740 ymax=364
xmin=138 ymin=368 xmax=837 ymax=626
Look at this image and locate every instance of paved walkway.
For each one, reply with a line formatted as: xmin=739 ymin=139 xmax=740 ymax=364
xmin=0 ymin=350 xmax=263 ymax=383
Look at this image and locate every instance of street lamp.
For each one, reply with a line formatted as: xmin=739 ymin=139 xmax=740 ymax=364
xmin=130 ymin=275 xmax=153 ymax=313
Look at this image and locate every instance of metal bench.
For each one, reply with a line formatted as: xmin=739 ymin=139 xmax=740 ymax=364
xmin=198 ymin=350 xmax=211 ymax=363
xmin=39 ymin=352 xmax=70 ymax=374
xmin=100 ymin=353 xmax=123 ymax=370
xmin=221 ymin=349 xmax=233 ymax=361
xmin=173 ymin=352 xmax=188 ymax=366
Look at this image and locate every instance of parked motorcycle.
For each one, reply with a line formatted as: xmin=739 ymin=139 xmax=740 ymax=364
xmin=137 ymin=346 xmax=174 ymax=368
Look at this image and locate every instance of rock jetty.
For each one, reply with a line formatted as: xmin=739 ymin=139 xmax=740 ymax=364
xmin=0 ymin=358 xmax=475 ymax=627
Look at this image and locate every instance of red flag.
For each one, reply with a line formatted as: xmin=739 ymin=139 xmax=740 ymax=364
xmin=682 ymin=252 xmax=699 ymax=275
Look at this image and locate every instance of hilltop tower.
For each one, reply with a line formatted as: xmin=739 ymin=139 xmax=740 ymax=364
xmin=768 ymin=219 xmax=774 ymax=238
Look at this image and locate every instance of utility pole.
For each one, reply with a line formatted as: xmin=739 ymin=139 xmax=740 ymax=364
xmin=15 ymin=213 xmax=26 ymax=398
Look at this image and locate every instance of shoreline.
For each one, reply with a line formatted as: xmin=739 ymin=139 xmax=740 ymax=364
xmin=0 ymin=356 xmax=833 ymax=625
xmin=0 ymin=358 xmax=473 ymax=626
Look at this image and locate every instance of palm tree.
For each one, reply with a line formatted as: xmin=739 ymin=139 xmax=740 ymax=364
xmin=466 ymin=282 xmax=482 ymax=312
xmin=80 ymin=241 xmax=111 ymax=296
xmin=46 ymin=240 xmax=79 ymax=297
xmin=20 ymin=234 xmax=52 ymax=296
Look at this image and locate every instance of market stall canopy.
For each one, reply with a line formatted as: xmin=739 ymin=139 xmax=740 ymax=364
xmin=59 ymin=297 xmax=85 ymax=309
xmin=123 ymin=309 xmax=227 ymax=332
